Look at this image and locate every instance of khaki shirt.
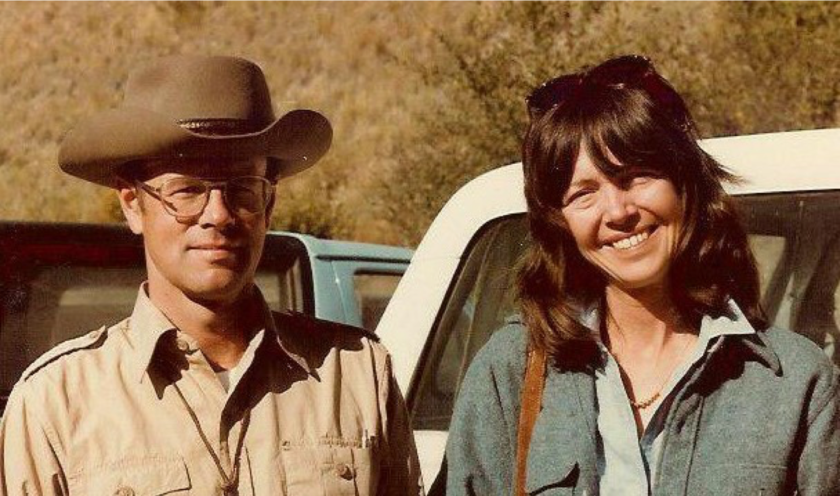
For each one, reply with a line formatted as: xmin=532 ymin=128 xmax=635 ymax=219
xmin=0 ymin=287 xmax=423 ymax=495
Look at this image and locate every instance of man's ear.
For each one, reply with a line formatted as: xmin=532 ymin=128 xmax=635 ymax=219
xmin=264 ymin=189 xmax=276 ymax=228
xmin=117 ymin=182 xmax=144 ymax=234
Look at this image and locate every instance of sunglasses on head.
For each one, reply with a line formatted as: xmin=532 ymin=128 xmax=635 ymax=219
xmin=526 ymin=55 xmax=693 ymax=132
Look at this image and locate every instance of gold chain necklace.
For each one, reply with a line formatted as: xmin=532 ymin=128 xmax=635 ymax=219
xmin=628 ymin=336 xmax=692 ymax=410
xmin=605 ymin=314 xmax=695 ymax=410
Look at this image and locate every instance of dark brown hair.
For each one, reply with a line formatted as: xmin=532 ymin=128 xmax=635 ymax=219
xmin=517 ymin=56 xmax=767 ymax=367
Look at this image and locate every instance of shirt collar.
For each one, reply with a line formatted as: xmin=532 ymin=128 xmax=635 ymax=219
xmin=582 ymin=298 xmax=780 ymax=372
xmin=123 ymin=284 xmax=178 ymax=382
xmin=252 ymin=291 xmax=312 ymax=375
xmin=699 ymin=299 xmax=755 ymax=340
xmin=124 ymin=283 xmax=312 ymax=382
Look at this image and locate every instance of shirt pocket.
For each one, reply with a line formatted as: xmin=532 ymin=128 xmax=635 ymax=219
xmin=280 ymin=440 xmax=376 ymax=496
xmin=67 ymin=455 xmax=190 ymax=495
xmin=701 ymin=463 xmax=790 ymax=496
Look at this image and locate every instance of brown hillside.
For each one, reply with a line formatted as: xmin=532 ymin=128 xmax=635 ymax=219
xmin=0 ymin=2 xmax=465 ymax=244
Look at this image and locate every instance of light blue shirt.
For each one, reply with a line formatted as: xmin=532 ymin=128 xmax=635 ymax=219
xmin=585 ymin=302 xmax=756 ymax=496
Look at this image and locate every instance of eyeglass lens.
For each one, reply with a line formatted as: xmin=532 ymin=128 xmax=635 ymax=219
xmin=158 ymin=177 xmax=271 ymax=217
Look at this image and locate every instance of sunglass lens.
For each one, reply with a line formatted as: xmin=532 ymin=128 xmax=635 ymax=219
xmin=587 ymin=55 xmax=652 ymax=86
xmin=527 ymin=75 xmax=582 ymax=118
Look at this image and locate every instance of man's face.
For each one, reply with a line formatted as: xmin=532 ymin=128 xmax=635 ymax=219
xmin=119 ymin=157 xmax=273 ymax=306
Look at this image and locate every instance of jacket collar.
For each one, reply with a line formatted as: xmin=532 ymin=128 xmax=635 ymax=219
xmin=701 ymin=300 xmax=781 ymax=374
xmin=124 ymin=283 xmax=312 ymax=382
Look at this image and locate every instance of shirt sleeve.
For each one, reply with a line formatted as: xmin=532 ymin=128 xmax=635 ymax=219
xmin=378 ymin=351 xmax=425 ymax=496
xmin=797 ymin=364 xmax=840 ymax=496
xmin=0 ymin=381 xmax=68 ymax=496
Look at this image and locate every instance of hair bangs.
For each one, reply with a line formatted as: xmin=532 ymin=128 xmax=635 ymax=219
xmin=576 ymin=87 xmax=694 ymax=190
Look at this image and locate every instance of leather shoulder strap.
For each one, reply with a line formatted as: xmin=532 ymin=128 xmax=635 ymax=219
xmin=515 ymin=346 xmax=547 ymax=496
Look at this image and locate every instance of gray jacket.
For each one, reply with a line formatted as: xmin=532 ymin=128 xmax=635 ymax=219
xmin=446 ymin=321 xmax=840 ymax=495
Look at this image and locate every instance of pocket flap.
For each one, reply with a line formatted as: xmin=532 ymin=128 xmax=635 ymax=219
xmin=69 ymin=456 xmax=191 ymax=495
xmin=524 ymin=459 xmax=578 ymax=494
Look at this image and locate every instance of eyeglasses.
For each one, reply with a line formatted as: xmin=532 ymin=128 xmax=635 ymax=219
xmin=526 ymin=55 xmax=692 ymax=131
xmin=136 ymin=176 xmax=275 ymax=219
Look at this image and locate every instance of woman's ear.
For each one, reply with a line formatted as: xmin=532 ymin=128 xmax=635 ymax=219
xmin=117 ymin=180 xmax=144 ymax=235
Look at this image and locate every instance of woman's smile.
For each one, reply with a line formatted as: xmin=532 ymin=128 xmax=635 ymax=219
xmin=603 ymin=226 xmax=657 ymax=251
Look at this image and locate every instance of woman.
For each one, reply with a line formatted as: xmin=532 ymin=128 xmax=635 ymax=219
xmin=445 ymin=55 xmax=840 ymax=495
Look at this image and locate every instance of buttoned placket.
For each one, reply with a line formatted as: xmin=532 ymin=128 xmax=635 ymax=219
xmin=650 ymin=340 xmax=730 ymax=496
xmin=156 ymin=332 xmax=255 ymax=495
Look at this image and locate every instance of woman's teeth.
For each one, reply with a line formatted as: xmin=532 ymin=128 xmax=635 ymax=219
xmin=611 ymin=230 xmax=650 ymax=250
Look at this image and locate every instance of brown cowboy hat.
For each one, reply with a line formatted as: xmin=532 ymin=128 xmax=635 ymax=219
xmin=59 ymin=55 xmax=332 ymax=188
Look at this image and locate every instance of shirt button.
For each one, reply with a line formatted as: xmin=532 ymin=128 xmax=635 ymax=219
xmin=335 ymin=463 xmax=354 ymax=480
xmin=176 ymin=338 xmax=191 ymax=352
xmin=113 ymin=487 xmax=135 ymax=496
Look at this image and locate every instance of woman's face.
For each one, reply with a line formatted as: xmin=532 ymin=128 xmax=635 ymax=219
xmin=560 ymin=147 xmax=684 ymax=291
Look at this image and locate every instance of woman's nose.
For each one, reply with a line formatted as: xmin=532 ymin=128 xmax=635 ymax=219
xmin=602 ymin=185 xmax=639 ymax=226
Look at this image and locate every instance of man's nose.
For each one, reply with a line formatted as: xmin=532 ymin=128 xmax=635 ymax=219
xmin=199 ymin=189 xmax=235 ymax=227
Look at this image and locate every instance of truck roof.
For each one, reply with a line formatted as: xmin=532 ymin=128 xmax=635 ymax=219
xmin=276 ymin=231 xmax=413 ymax=263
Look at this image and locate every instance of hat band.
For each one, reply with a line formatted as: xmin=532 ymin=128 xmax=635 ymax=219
xmin=178 ymin=118 xmax=269 ymax=136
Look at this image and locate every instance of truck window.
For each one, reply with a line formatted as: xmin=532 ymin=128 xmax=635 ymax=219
xmin=353 ymin=273 xmax=402 ymax=331
xmin=408 ymin=192 xmax=840 ymax=430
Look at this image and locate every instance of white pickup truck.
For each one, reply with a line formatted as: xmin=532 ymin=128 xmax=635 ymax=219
xmin=0 ymin=222 xmax=412 ymax=414
xmin=377 ymin=128 xmax=840 ymax=483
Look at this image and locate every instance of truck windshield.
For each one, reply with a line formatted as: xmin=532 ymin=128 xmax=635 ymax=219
xmin=409 ymin=191 xmax=840 ymax=431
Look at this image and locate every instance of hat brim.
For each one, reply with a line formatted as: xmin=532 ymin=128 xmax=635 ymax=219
xmin=59 ymin=108 xmax=332 ymax=188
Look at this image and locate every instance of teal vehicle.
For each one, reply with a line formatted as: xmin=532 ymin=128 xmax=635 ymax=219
xmin=279 ymin=232 xmax=414 ymax=330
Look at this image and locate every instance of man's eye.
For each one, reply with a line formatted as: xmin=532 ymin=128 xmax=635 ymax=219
xmin=170 ymin=185 xmax=204 ymax=196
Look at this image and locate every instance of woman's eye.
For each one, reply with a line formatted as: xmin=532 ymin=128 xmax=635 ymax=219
xmin=563 ymin=189 xmax=593 ymax=206
xmin=624 ymin=171 xmax=658 ymax=188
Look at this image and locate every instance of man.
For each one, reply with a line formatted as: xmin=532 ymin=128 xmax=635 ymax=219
xmin=0 ymin=55 xmax=423 ymax=495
